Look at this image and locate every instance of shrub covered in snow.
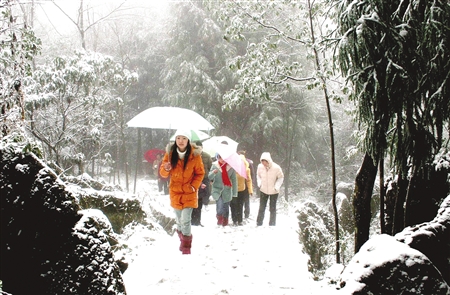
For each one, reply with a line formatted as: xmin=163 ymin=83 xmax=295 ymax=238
xmin=298 ymin=184 xmax=381 ymax=280
xmin=296 ymin=200 xmax=336 ymax=279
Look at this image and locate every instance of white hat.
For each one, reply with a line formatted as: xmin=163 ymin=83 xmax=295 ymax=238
xmin=174 ymin=129 xmax=191 ymax=141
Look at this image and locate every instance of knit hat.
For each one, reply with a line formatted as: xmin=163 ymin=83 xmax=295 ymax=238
xmin=174 ymin=129 xmax=191 ymax=141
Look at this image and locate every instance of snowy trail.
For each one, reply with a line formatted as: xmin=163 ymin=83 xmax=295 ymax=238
xmin=121 ymin=178 xmax=336 ymax=295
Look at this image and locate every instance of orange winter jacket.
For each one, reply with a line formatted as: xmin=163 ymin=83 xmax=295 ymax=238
xmin=159 ymin=144 xmax=205 ymax=210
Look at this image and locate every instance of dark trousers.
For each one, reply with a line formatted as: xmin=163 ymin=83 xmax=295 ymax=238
xmin=256 ymin=191 xmax=278 ymax=226
xmin=158 ymin=178 xmax=168 ymax=194
xmin=191 ymin=201 xmax=203 ymax=226
xmin=191 ymin=180 xmax=210 ymax=226
xmin=230 ymin=189 xmax=247 ymax=224
xmin=244 ymin=193 xmax=250 ymax=218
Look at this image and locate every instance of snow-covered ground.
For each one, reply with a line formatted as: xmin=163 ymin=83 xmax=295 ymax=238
xmin=119 ymin=177 xmax=339 ymax=295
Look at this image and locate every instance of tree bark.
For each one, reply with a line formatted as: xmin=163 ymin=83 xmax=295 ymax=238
xmin=133 ymin=128 xmax=142 ymax=194
xmin=392 ymin=173 xmax=408 ymax=234
xmin=404 ymin=163 xmax=448 ymax=228
xmin=353 ymin=153 xmax=378 ymax=253
xmin=379 ymin=156 xmax=386 ymax=233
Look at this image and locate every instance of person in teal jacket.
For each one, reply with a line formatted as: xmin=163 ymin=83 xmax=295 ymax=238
xmin=208 ymin=154 xmax=237 ymax=226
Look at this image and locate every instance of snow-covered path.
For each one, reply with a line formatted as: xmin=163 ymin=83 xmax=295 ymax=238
xmin=121 ymin=178 xmax=337 ymax=295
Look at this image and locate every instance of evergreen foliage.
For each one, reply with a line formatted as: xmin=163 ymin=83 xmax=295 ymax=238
xmin=336 ymin=0 xmax=450 ymax=169
xmin=335 ymin=0 xmax=450 ymax=249
xmin=0 ymin=0 xmax=41 ymax=136
xmin=23 ymin=50 xmax=138 ymax=174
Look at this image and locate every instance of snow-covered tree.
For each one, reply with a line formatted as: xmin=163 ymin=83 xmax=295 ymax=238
xmin=206 ymin=0 xmax=345 ymax=263
xmin=48 ymin=0 xmax=129 ymax=50
xmin=0 ymin=0 xmax=41 ymax=136
xmin=160 ymin=0 xmax=263 ymax=143
xmin=335 ymin=0 xmax=450 ymax=251
xmin=24 ymin=50 xmax=137 ymax=175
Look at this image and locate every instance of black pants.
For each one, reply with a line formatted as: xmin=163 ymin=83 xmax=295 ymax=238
xmin=230 ymin=188 xmax=247 ymax=224
xmin=158 ymin=178 xmax=168 ymax=194
xmin=243 ymin=192 xmax=250 ymax=218
xmin=191 ymin=201 xmax=203 ymax=226
xmin=256 ymin=192 xmax=278 ymax=226
xmin=191 ymin=180 xmax=210 ymax=226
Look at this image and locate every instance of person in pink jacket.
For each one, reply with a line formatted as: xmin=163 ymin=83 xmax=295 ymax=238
xmin=256 ymin=152 xmax=284 ymax=226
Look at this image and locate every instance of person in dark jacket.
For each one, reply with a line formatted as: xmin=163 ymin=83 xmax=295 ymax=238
xmin=191 ymin=141 xmax=212 ymax=226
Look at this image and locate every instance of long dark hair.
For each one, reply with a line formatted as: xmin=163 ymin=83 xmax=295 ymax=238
xmin=170 ymin=141 xmax=192 ymax=170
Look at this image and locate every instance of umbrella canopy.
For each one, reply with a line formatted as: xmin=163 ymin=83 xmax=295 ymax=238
xmin=202 ymin=136 xmax=238 ymax=156
xmin=144 ymin=149 xmax=165 ymax=163
xmin=169 ymin=129 xmax=210 ymax=142
xmin=216 ymin=144 xmax=247 ymax=179
xmin=127 ymin=107 xmax=214 ymax=131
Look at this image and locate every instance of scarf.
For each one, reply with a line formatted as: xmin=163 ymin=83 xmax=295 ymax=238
xmin=177 ymin=148 xmax=186 ymax=159
xmin=221 ymin=163 xmax=232 ymax=187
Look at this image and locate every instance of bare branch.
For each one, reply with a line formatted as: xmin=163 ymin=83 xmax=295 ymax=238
xmin=233 ymin=0 xmax=307 ymax=45
xmin=266 ymin=74 xmax=315 ymax=85
xmin=50 ymin=0 xmax=78 ymax=27
xmin=83 ymin=0 xmax=128 ymax=32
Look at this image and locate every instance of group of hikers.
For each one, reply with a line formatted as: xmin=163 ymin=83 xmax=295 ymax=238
xmin=153 ymin=129 xmax=284 ymax=255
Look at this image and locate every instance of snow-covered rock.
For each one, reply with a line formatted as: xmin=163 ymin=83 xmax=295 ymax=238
xmin=337 ymin=195 xmax=450 ymax=294
xmin=0 ymin=135 xmax=126 ymax=294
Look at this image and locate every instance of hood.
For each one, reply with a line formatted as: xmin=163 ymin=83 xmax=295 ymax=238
xmin=260 ymin=152 xmax=273 ymax=165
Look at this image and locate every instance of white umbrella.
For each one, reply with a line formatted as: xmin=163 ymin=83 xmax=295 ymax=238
xmin=202 ymin=136 xmax=238 ymax=156
xmin=169 ymin=129 xmax=211 ymax=142
xmin=127 ymin=107 xmax=214 ymax=194
xmin=127 ymin=107 xmax=214 ymax=131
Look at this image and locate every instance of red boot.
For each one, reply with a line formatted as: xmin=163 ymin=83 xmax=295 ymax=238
xmin=176 ymin=230 xmax=182 ymax=251
xmin=181 ymin=234 xmax=193 ymax=255
xmin=217 ymin=215 xmax=224 ymax=226
xmin=222 ymin=218 xmax=229 ymax=226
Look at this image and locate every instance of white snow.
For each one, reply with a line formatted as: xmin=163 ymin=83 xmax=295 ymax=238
xmin=118 ymin=177 xmax=340 ymax=295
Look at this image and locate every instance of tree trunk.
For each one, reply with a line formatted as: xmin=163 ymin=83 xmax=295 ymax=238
xmin=306 ymin=0 xmax=339 ymax=263
xmin=353 ymin=153 xmax=378 ymax=253
xmin=403 ymin=164 xmax=418 ymax=228
xmin=284 ymin=110 xmax=299 ymax=201
xmin=404 ymin=162 xmax=448 ymax=228
xmin=133 ymin=128 xmax=142 ymax=194
xmin=379 ymin=156 xmax=386 ymax=233
xmin=392 ymin=173 xmax=408 ymax=234
xmin=79 ymin=0 xmax=86 ymax=50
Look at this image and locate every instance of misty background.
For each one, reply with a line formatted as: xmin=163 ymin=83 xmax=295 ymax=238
xmin=22 ymin=0 xmax=361 ymax=200
xmin=2 ymin=1 xmax=450 ymax=293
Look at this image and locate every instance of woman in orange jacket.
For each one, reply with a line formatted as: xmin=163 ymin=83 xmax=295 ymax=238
xmin=160 ymin=129 xmax=205 ymax=254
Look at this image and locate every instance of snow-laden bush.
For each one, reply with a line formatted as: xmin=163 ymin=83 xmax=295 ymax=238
xmin=296 ymin=200 xmax=336 ymax=279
